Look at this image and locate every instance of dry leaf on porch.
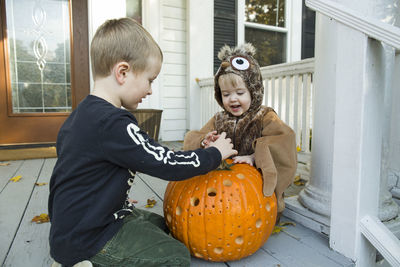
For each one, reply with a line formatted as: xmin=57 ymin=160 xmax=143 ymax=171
xmin=35 ymin=182 xmax=48 ymax=186
xmin=0 ymin=162 xmax=10 ymax=166
xmin=10 ymin=175 xmax=22 ymax=182
xmin=272 ymin=225 xmax=286 ymax=234
xmin=272 ymin=221 xmax=296 ymax=234
xmin=293 ymin=175 xmax=306 ymax=186
xmin=31 ymin=213 xmax=50 ymax=224
xmin=145 ymin=198 xmax=157 ymax=208
xmin=280 ymin=221 xmax=296 ymax=227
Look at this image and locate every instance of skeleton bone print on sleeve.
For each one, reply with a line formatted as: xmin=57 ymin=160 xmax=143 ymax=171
xmin=127 ymin=123 xmax=200 ymax=167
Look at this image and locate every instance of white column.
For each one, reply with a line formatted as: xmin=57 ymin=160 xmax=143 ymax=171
xmin=283 ymin=14 xmax=335 ymax=235
xmin=379 ymin=45 xmax=400 ymax=223
xmin=389 ymin=52 xmax=400 ymax=204
xmin=186 ymin=0 xmax=214 ymax=131
xmin=297 ymin=13 xmax=337 ymax=218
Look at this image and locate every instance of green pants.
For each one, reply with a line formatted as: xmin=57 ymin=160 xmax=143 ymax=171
xmin=90 ymin=209 xmax=190 ymax=267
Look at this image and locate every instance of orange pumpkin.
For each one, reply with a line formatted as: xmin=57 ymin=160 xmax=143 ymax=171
xmin=163 ymin=159 xmax=277 ymax=261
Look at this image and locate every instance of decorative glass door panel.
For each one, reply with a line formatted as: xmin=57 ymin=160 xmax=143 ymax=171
xmin=0 ymin=0 xmax=89 ymax=145
xmin=6 ymin=0 xmax=71 ymax=114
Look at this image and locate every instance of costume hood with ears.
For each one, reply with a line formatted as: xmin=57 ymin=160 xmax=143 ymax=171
xmin=213 ymin=43 xmax=272 ymax=157
xmin=214 ymin=43 xmax=264 ymax=115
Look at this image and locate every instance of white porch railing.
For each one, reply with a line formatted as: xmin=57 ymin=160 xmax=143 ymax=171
xmin=306 ymin=0 xmax=400 ymax=266
xmin=197 ymin=58 xmax=314 ymax=179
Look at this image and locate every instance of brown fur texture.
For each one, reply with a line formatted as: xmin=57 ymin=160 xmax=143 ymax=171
xmin=215 ymin=106 xmax=274 ymax=156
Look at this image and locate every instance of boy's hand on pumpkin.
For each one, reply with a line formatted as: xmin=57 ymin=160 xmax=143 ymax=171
xmin=232 ymin=154 xmax=255 ymax=166
xmin=209 ymin=132 xmax=237 ymax=160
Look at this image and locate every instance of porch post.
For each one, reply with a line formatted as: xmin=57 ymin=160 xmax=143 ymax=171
xmin=283 ymin=13 xmax=336 ymax=235
xmin=379 ymin=45 xmax=400 ymax=228
xmin=297 ymin=12 xmax=334 ymax=218
xmin=389 ymin=51 xmax=400 ymax=205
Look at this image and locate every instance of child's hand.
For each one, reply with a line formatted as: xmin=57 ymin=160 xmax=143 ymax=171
xmin=201 ymin=131 xmax=219 ymax=148
xmin=209 ymin=132 xmax=238 ymax=160
xmin=233 ymin=154 xmax=255 ymax=166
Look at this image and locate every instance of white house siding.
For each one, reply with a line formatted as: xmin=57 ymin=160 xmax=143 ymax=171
xmin=159 ymin=0 xmax=187 ymax=141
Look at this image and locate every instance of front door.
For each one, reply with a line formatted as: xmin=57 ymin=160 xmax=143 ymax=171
xmin=0 ymin=0 xmax=89 ymax=145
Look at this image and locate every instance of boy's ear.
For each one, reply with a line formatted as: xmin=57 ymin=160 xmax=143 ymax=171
xmin=114 ymin=61 xmax=131 ymax=84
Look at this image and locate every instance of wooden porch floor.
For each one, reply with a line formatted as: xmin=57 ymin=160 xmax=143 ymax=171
xmin=0 ymin=142 xmax=354 ymax=267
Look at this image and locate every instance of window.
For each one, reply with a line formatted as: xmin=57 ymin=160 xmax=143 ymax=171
xmin=244 ymin=0 xmax=287 ymax=66
xmin=214 ymin=0 xmax=237 ymax=73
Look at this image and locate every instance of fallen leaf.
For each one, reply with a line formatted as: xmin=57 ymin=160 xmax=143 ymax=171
xmin=10 ymin=175 xmax=22 ymax=182
xmin=293 ymin=175 xmax=306 ymax=186
xmin=272 ymin=226 xmax=286 ymax=234
xmin=145 ymin=198 xmax=157 ymax=208
xmin=31 ymin=213 xmax=50 ymax=224
xmin=35 ymin=182 xmax=48 ymax=186
xmin=0 ymin=162 xmax=10 ymax=166
xmin=279 ymin=221 xmax=296 ymax=227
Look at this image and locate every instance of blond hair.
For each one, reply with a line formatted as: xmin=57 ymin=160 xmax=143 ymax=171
xmin=90 ymin=18 xmax=163 ymax=79
xmin=218 ymin=73 xmax=247 ymax=90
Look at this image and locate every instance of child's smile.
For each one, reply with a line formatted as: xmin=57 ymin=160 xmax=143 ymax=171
xmin=219 ymin=75 xmax=251 ymax=117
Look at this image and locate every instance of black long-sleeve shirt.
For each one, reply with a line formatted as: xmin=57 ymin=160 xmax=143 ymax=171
xmin=48 ymin=95 xmax=221 ymax=265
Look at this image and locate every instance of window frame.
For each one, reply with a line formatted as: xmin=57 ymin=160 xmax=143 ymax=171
xmin=237 ymin=0 xmax=302 ymax=64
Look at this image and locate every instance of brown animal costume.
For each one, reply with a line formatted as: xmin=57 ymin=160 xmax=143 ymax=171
xmin=184 ymin=43 xmax=297 ymax=213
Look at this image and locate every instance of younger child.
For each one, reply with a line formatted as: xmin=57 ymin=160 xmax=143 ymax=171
xmin=184 ymin=43 xmax=297 ymax=215
xmin=48 ymin=18 xmax=237 ymax=267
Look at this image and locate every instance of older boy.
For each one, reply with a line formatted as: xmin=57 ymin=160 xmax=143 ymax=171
xmin=48 ymin=18 xmax=237 ymax=267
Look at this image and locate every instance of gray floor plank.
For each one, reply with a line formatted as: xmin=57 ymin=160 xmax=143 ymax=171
xmin=0 ymin=159 xmax=45 ymax=266
xmin=191 ymin=257 xmax=227 ymax=266
xmin=4 ymin=158 xmax=56 ymax=267
xmin=137 ymin=173 xmax=169 ymax=200
xmin=228 ymin=248 xmax=283 ymax=267
xmin=279 ymin=217 xmax=353 ymax=266
xmin=0 ymin=160 xmax=23 ymax=192
xmin=129 ymin=174 xmax=164 ymax=216
xmin=263 ymin=224 xmax=352 ymax=267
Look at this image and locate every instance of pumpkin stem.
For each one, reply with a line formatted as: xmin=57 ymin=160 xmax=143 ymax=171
xmin=217 ymin=160 xmax=235 ymax=171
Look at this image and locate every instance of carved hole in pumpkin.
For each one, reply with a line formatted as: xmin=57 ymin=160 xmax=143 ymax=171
xmin=266 ymin=202 xmax=271 ymax=211
xmin=256 ymin=219 xmax=262 ymax=228
xmin=166 ymin=214 xmax=172 ymax=223
xmin=176 ymin=207 xmax=182 ymax=215
xmin=235 ymin=236 xmax=244 ymax=245
xmin=223 ymin=179 xmax=232 ymax=186
xmin=190 ymin=197 xmax=200 ymax=206
xmin=214 ymin=247 xmax=224 ymax=254
xmin=207 ymin=187 xmax=217 ymax=197
xmin=194 ymin=252 xmax=203 ymax=258
xmin=236 ymin=173 xmax=245 ymax=179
